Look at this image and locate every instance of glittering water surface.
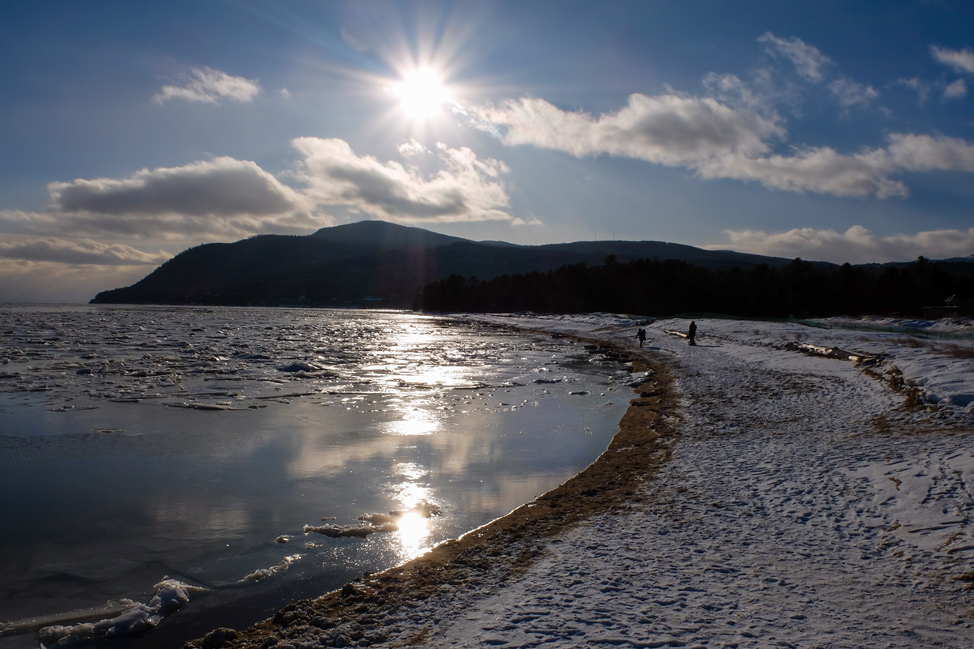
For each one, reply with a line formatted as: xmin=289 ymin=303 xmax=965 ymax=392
xmin=0 ymin=305 xmax=631 ymax=646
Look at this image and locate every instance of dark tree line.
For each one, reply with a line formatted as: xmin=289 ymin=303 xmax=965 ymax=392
xmin=414 ymin=256 xmax=974 ymax=318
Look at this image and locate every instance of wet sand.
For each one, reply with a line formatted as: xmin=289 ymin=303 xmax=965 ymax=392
xmin=185 ymin=339 xmax=678 ymax=649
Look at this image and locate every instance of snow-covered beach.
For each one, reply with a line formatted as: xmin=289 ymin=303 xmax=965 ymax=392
xmin=188 ymin=314 xmax=974 ymax=649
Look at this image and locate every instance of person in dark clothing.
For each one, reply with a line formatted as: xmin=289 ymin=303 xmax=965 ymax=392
xmin=688 ymin=321 xmax=697 ymax=346
xmin=635 ymin=328 xmax=646 ymax=347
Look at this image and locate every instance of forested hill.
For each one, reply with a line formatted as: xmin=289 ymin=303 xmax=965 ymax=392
xmin=90 ymin=220 xmax=805 ymax=307
xmin=415 ymin=256 xmax=974 ymax=318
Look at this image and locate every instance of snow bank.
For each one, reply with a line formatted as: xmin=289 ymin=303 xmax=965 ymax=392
xmin=470 ymin=313 xmax=974 ymax=419
xmin=405 ymin=313 xmax=974 ymax=648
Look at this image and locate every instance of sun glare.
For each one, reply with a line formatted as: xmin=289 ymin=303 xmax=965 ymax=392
xmin=391 ymin=68 xmax=452 ymax=119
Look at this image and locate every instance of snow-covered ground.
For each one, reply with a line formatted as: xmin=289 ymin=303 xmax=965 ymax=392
xmin=370 ymin=315 xmax=974 ymax=648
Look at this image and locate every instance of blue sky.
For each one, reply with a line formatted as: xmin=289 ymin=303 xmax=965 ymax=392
xmin=1 ymin=0 xmax=973 ymax=302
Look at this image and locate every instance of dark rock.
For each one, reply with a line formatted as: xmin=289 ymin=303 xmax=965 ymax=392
xmin=311 ymin=616 xmax=336 ymax=630
xmin=201 ymin=627 xmax=239 ymax=649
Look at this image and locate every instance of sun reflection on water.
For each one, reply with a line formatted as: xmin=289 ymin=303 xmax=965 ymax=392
xmin=391 ymin=462 xmax=436 ymax=560
xmin=386 ymin=408 xmax=439 ymax=436
xmin=395 ymin=511 xmax=430 ymax=559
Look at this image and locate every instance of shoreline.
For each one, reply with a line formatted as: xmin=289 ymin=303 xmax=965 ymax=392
xmin=179 ymin=313 xmax=974 ymax=648
xmin=186 ymin=335 xmax=679 ymax=649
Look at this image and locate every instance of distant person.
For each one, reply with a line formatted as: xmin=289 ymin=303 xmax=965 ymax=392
xmin=635 ymin=328 xmax=646 ymax=347
xmin=688 ymin=321 xmax=697 ymax=346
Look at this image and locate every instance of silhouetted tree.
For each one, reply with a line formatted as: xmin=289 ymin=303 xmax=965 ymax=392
xmin=414 ymin=256 xmax=974 ymax=318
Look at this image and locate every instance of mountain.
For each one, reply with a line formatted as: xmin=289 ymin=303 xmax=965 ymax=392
xmin=91 ymin=220 xmax=819 ymax=307
xmin=307 ymin=220 xmax=467 ymax=249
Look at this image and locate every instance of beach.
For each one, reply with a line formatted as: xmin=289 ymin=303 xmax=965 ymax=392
xmin=185 ymin=314 xmax=974 ymax=649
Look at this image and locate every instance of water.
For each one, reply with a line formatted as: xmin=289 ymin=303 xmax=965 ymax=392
xmin=0 ymin=305 xmax=632 ymax=647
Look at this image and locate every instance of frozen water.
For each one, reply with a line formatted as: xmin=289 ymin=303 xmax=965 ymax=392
xmin=0 ymin=305 xmax=633 ymax=647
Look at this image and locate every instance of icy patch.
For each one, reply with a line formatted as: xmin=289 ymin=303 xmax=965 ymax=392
xmin=238 ymin=555 xmax=303 ymax=584
xmin=304 ymin=502 xmax=444 ymax=539
xmin=36 ymin=579 xmax=204 ymax=647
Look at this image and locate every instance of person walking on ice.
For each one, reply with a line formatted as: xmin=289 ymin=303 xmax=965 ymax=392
xmin=688 ymin=321 xmax=697 ymax=346
xmin=635 ymin=328 xmax=646 ymax=347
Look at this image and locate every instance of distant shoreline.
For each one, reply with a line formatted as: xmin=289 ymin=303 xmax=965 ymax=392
xmin=184 ymin=329 xmax=680 ymax=649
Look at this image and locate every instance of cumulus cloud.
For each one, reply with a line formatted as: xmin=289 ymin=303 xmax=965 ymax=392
xmin=469 ymin=94 xmax=783 ymax=165
xmin=291 ymin=137 xmax=512 ymax=223
xmin=397 ymin=139 xmax=428 ymax=157
xmin=8 ymin=135 xmax=519 ymax=242
xmin=757 ymin=32 xmax=830 ymax=82
xmin=944 ymin=78 xmax=967 ymax=100
xmin=0 ymin=236 xmax=170 ymax=266
xmin=39 ymin=157 xmax=316 ymax=239
xmin=153 ymin=67 xmax=261 ymax=104
xmin=466 ymin=91 xmax=974 ymax=199
xmin=829 ymin=77 xmax=879 ymax=108
xmin=50 ymin=157 xmax=301 ymax=217
xmin=709 ymin=225 xmax=974 ymax=264
xmin=698 ymin=147 xmax=906 ymax=198
xmin=886 ymin=133 xmax=974 ymax=172
xmin=931 ymin=46 xmax=974 ymax=75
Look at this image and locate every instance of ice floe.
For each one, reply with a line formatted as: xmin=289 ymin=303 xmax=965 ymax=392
xmin=35 ymin=579 xmax=204 ymax=647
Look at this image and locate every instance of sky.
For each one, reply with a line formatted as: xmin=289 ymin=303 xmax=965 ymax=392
xmin=1 ymin=0 xmax=974 ymax=302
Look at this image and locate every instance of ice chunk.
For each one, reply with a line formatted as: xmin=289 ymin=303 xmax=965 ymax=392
xmin=303 ymin=524 xmax=374 ymax=538
xmin=37 ymin=579 xmax=204 ymax=646
xmin=359 ymin=513 xmax=397 ymax=525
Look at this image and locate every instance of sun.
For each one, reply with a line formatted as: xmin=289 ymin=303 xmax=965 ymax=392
xmin=390 ymin=68 xmax=452 ymax=119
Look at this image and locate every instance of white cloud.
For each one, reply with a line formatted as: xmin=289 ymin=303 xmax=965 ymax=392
xmin=0 ymin=236 xmax=170 ymax=266
xmin=700 ymin=72 xmax=792 ymax=125
xmin=467 ymin=92 xmax=974 ymax=199
xmin=153 ymin=67 xmax=261 ymax=104
xmin=291 ymin=137 xmax=512 ymax=223
xmin=896 ymin=77 xmax=930 ymax=102
xmin=757 ymin=32 xmax=830 ymax=82
xmin=397 ymin=139 xmax=428 ymax=157
xmin=931 ymin=46 xmax=974 ymax=75
xmin=944 ymin=78 xmax=967 ymax=100
xmin=470 ymin=94 xmax=783 ymax=165
xmin=886 ymin=133 xmax=974 ymax=172
xmin=0 ymin=210 xmax=56 ymax=236
xmin=50 ymin=157 xmax=301 ymax=217
xmin=41 ymin=157 xmax=315 ymax=239
xmin=710 ymin=225 xmax=974 ymax=264
xmin=702 ymin=73 xmax=763 ymax=110
xmin=698 ymin=147 xmax=906 ymax=198
xmin=7 ymin=135 xmax=520 ymax=242
xmin=829 ymin=77 xmax=879 ymax=108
